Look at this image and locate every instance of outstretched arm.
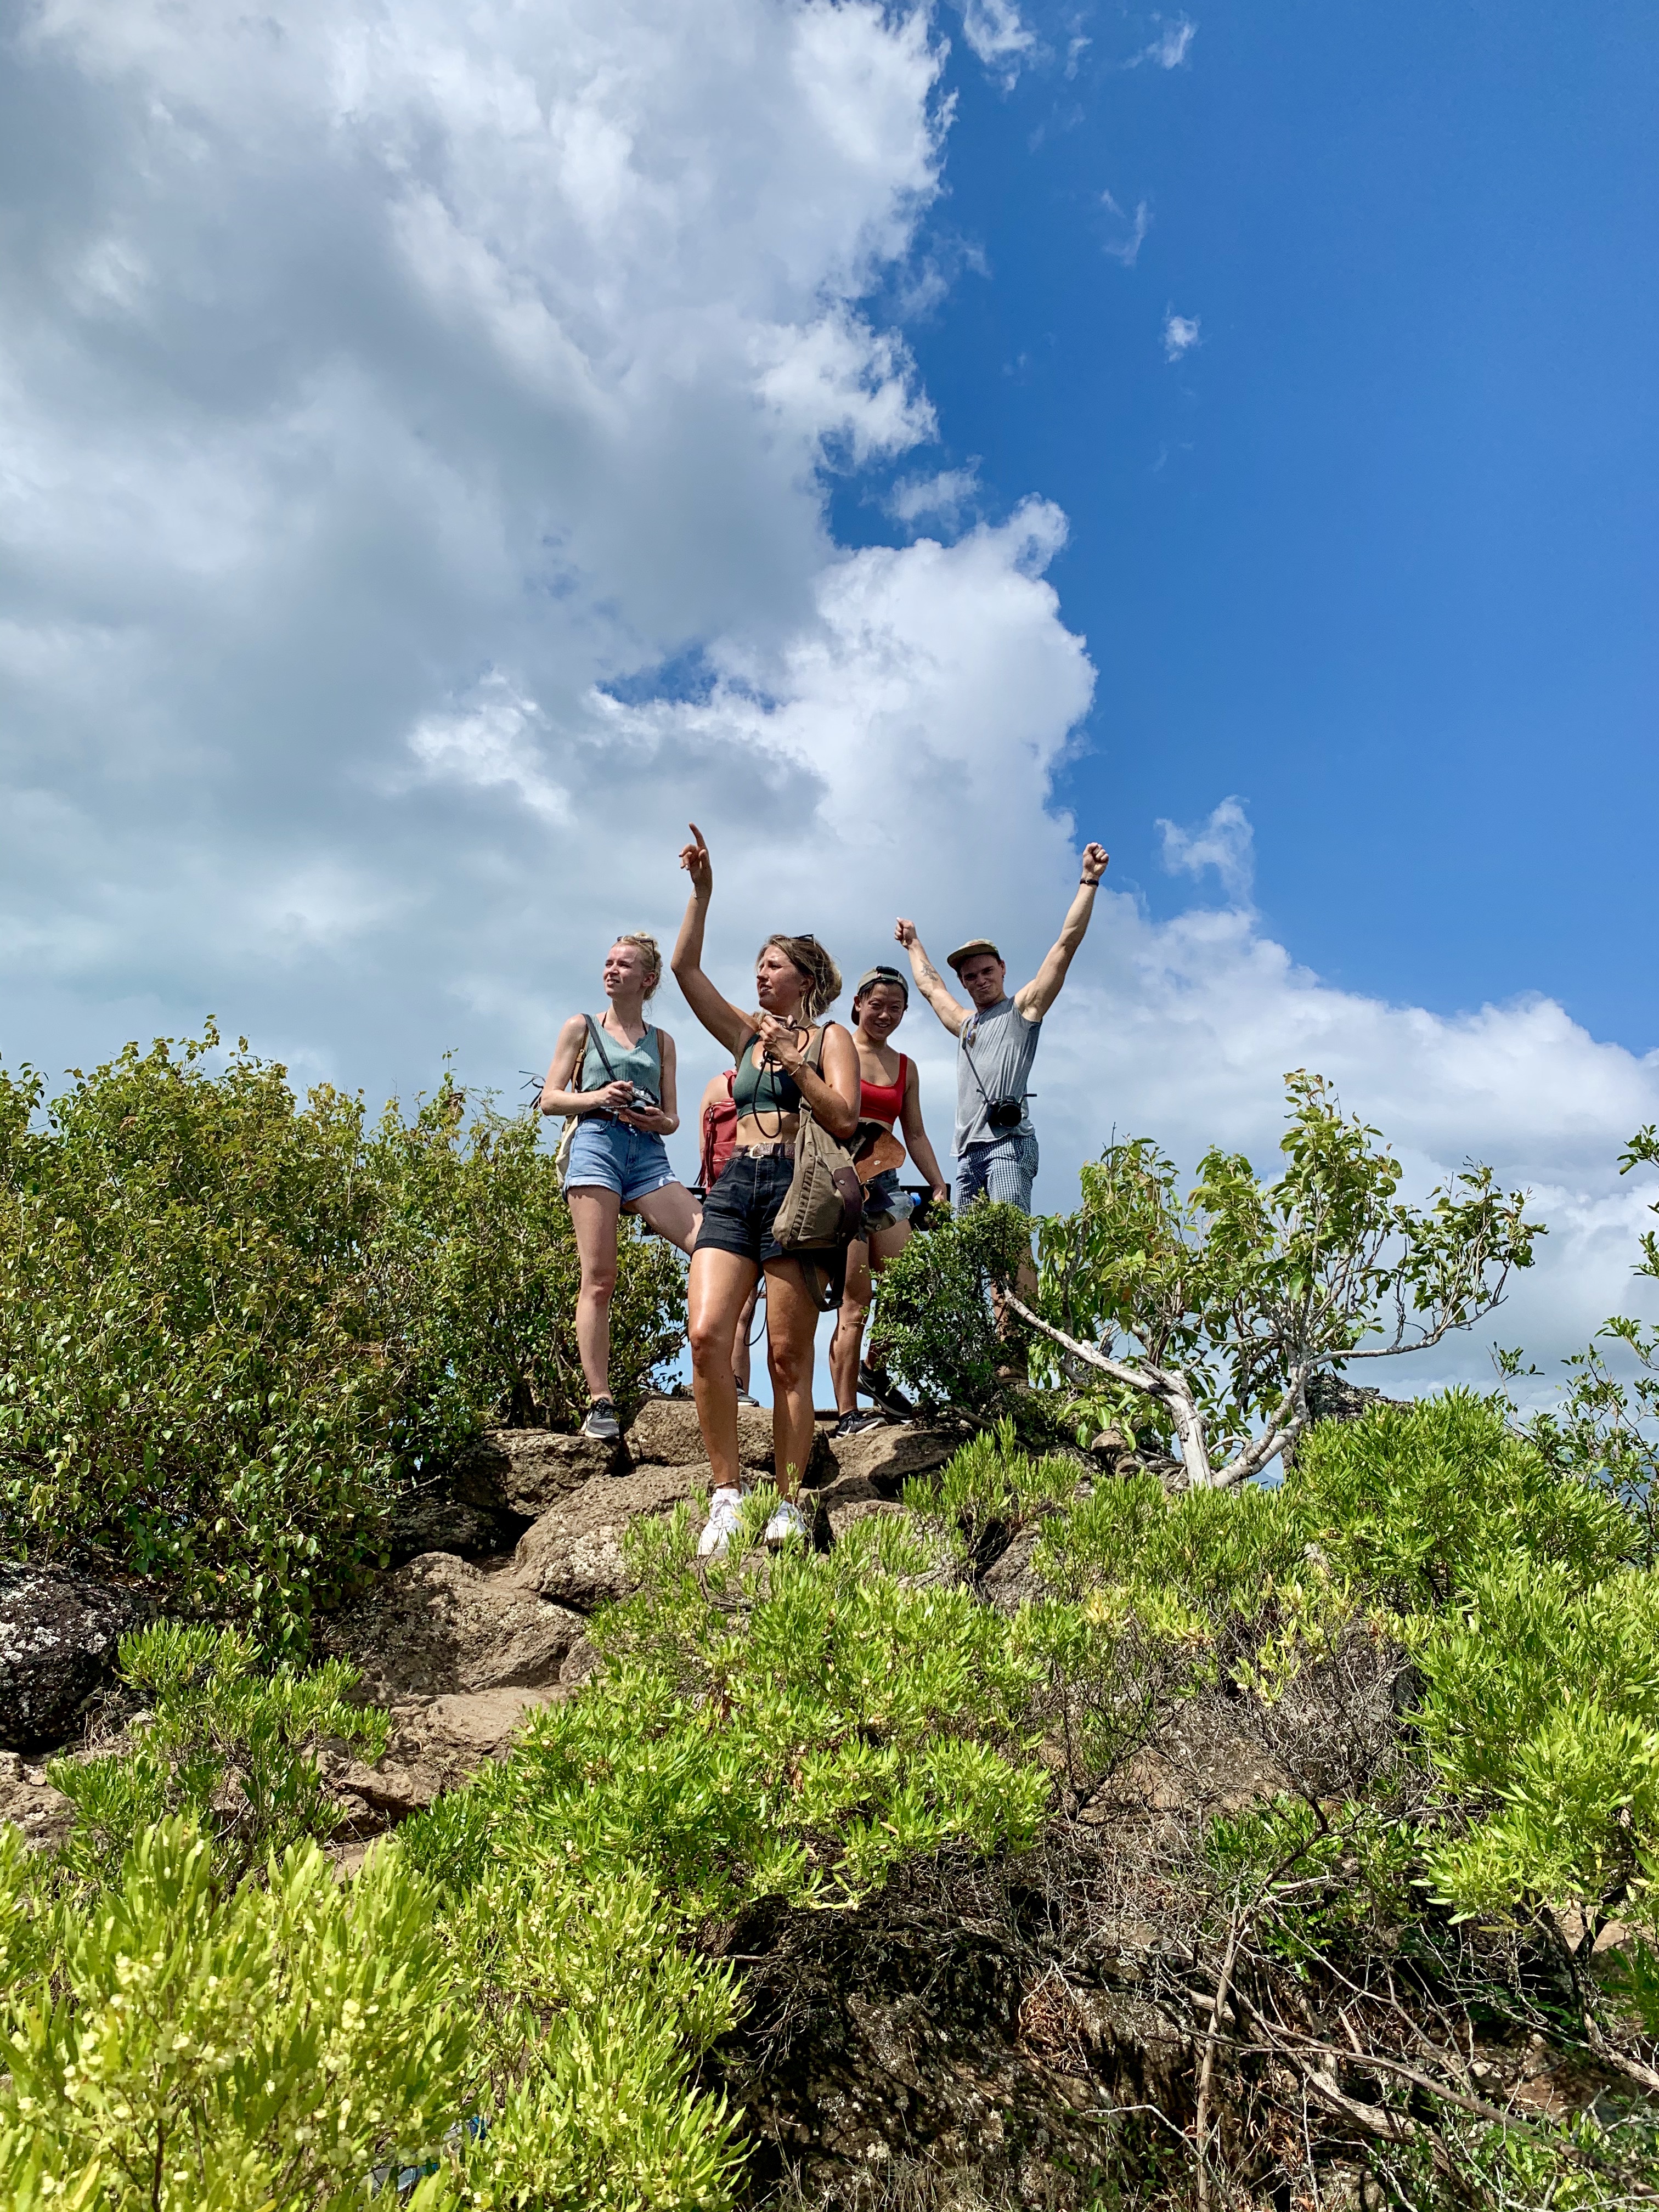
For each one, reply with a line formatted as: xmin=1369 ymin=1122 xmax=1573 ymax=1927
xmin=894 ymin=918 xmax=968 ymax=1038
xmin=670 ymin=824 xmax=752 ymax=1056
xmin=1013 ymin=843 xmax=1109 ymax=1019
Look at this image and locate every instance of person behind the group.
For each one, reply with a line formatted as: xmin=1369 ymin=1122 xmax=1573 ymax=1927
xmin=827 ymin=963 xmax=949 ymax=1437
xmin=539 ymin=934 xmax=701 ymax=1443
xmin=671 ymin=823 xmax=860 ymax=1556
xmin=895 ymin=841 xmax=1110 ymax=1215
xmin=696 ymin=1065 xmax=764 ymax=1407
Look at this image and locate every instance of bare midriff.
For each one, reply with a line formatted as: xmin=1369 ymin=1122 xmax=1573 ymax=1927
xmin=732 ymin=1112 xmax=801 ymax=1148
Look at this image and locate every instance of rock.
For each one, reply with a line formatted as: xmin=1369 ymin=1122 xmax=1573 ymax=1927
xmin=511 ymin=1465 xmax=708 ymax=1610
xmin=629 ymin=1396 xmax=772 ymax=1470
xmin=320 ymin=1552 xmax=586 ymax=1702
xmin=818 ymin=1421 xmax=961 ymax=1495
xmin=397 ymin=1686 xmax=561 ymax=1764
xmin=1305 ymin=1372 xmax=1408 ymax=1425
xmin=826 ymin=1494 xmax=907 ymax=1544
xmin=0 ymin=1750 xmax=76 ymax=1852
xmin=454 ymin=1427 xmax=621 ymax=1515
xmin=980 ymin=1523 xmax=1052 ymax=1613
xmin=0 ymin=1562 xmax=151 ymax=1752
xmin=386 ymin=1492 xmax=523 ymax=1569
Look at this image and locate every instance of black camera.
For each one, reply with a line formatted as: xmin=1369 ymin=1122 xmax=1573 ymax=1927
xmin=986 ymin=1098 xmax=1024 ymax=1131
xmin=628 ymin=1085 xmax=659 ymax=1112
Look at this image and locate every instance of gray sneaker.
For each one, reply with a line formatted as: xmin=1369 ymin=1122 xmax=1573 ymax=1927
xmin=697 ymin=1487 xmax=746 ymax=1560
xmin=764 ymin=1498 xmax=809 ymax=1546
xmin=582 ymin=1397 xmax=621 ymax=1442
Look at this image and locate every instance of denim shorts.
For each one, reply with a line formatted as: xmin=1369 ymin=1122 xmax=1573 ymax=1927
xmin=564 ymin=1116 xmax=678 ymax=1205
xmin=695 ymin=1151 xmax=795 ymax=1265
xmin=861 ymin=1166 xmax=916 ymax=1237
xmin=956 ymin=1132 xmax=1039 ymax=1215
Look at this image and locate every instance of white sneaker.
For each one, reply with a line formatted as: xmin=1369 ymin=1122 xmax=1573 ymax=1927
xmin=697 ymin=1487 xmax=745 ymax=1560
xmin=764 ymin=1499 xmax=809 ymax=1547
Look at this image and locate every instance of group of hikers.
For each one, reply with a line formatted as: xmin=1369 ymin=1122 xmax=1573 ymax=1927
xmin=539 ymin=825 xmax=1110 ymax=1558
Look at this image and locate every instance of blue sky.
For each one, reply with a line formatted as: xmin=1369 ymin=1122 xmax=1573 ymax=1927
xmin=844 ymin=0 xmax=1658 ymax=1043
xmin=1 ymin=0 xmax=1656 ymax=1383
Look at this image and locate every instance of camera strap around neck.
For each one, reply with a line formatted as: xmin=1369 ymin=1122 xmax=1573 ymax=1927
xmin=960 ymin=1013 xmax=1025 ymax=1127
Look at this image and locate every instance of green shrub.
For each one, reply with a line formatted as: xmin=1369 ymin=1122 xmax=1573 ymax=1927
xmin=1034 ymin=1470 xmax=1306 ymax=1630
xmin=901 ymin=1416 xmax=1084 ymax=1540
xmin=49 ymin=1623 xmax=390 ymax=1889
xmin=0 ymin=1030 xmax=685 ymax=1640
xmin=872 ymin=1201 xmax=1036 ymax=1417
xmin=1204 ymin=1795 xmax=1426 ymax=1969
xmin=1414 ymin=1558 xmax=1659 ymax=1925
xmin=404 ymin=1499 xmax=1051 ymax=1916
xmin=0 ymin=1818 xmax=467 ymax=2211
xmin=1283 ymin=1389 xmax=1632 ymax=1611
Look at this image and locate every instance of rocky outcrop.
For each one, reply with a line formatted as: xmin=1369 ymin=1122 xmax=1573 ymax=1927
xmin=455 ymin=1427 xmax=622 ymax=1515
xmin=0 ymin=1752 xmax=75 ymax=1853
xmin=386 ymin=1492 xmax=524 ymax=1570
xmin=320 ymin=1551 xmax=590 ymax=1702
xmin=0 ymin=1562 xmax=150 ymax=1752
xmin=819 ymin=1420 xmax=960 ymax=1494
xmin=511 ymin=1464 xmax=710 ymax=1610
xmin=1304 ymin=1371 xmax=1407 ymax=1425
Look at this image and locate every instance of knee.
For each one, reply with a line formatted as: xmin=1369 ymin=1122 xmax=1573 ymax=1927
xmin=581 ymin=1265 xmax=618 ymax=1307
xmin=838 ymin=1290 xmax=870 ymax=1331
xmin=688 ymin=1312 xmax=730 ymax=1366
xmin=768 ymin=1339 xmax=812 ymax=1395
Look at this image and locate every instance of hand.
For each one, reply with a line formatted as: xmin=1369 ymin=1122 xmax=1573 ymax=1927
xmin=894 ymin=917 xmax=918 ymax=949
xmin=753 ymin=1011 xmax=808 ymax=1074
xmin=931 ymin=1183 xmax=950 ymax=1206
xmin=1080 ymin=842 xmax=1109 ymax=886
xmin=593 ymin=1080 xmax=635 ymax=1115
xmin=618 ymin=1103 xmax=672 ymax=1134
xmin=679 ymin=822 xmax=713 ymax=899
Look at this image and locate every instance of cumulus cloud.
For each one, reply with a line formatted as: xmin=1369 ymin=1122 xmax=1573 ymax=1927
xmin=0 ymin=0 xmax=1652 ymax=1410
xmin=1163 ymin=308 xmax=1202 ymax=359
xmin=1158 ymin=796 xmax=1254 ymax=901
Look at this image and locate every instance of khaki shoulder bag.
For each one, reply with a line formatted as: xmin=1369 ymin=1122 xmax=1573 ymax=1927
xmin=770 ymin=1026 xmax=866 ymax=1263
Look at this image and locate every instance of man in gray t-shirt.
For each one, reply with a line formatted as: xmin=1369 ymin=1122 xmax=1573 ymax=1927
xmin=895 ymin=839 xmax=1109 ymax=1215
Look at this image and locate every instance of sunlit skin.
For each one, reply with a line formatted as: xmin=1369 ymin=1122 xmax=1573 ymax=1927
xmin=828 ymin=978 xmax=949 ymax=1417
xmin=672 ymin=823 xmax=860 ymax=1500
xmin=697 ymin=1067 xmax=763 ymax=1394
xmin=540 ymin=940 xmax=701 ymax=1404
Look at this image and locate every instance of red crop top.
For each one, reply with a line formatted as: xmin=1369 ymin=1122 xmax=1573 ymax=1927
xmin=859 ymin=1054 xmax=908 ymax=1125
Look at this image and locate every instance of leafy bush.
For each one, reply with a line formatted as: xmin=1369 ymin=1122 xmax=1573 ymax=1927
xmin=0 ymin=1030 xmax=684 ymax=1639
xmin=49 ymin=1623 xmax=390 ymax=1888
xmin=1205 ymin=1794 xmax=1426 ymax=1969
xmin=872 ymin=1201 xmax=1038 ymax=1418
xmin=1284 ymin=1390 xmax=1632 ymax=1610
xmin=404 ymin=1499 xmax=1050 ymax=1916
xmin=0 ymin=1819 xmax=467 ymax=2212
xmin=900 ymin=1417 xmax=1084 ymax=1544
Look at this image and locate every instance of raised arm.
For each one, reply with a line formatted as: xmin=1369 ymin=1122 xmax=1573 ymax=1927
xmin=898 ymin=1059 xmax=949 ymax=1201
xmin=894 ymin=918 xmax=968 ymax=1037
xmin=1012 ymin=843 xmax=1109 ymax=1020
xmin=669 ymin=823 xmax=752 ymax=1056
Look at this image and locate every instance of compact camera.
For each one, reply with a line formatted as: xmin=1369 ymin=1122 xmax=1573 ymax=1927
xmin=985 ymin=1098 xmax=1024 ymax=1132
xmin=627 ymin=1085 xmax=660 ymax=1113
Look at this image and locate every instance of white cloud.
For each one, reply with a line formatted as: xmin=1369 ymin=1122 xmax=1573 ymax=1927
xmin=888 ymin=465 xmax=981 ymax=529
xmin=1101 ymin=191 xmax=1152 ymax=268
xmin=1125 ymin=15 xmax=1197 ymax=69
xmin=0 ymin=0 xmax=1653 ymax=1417
xmin=947 ymin=0 xmax=1036 ymax=82
xmin=1158 ymin=796 xmax=1254 ymax=901
xmin=1163 ymin=308 xmax=1202 ymax=359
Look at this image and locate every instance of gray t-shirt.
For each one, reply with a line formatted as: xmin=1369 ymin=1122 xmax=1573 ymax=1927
xmin=955 ymin=997 xmax=1041 ymax=1149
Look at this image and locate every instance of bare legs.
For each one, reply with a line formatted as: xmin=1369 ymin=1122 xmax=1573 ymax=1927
xmin=830 ymin=1220 xmax=911 ymax=1413
xmin=569 ymin=1181 xmax=701 ymax=1404
xmin=688 ymin=1249 xmax=820 ymax=1499
xmin=688 ymin=1247 xmax=761 ymax=1491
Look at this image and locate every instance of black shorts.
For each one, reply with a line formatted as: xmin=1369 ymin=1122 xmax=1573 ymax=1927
xmin=696 ymin=1152 xmax=795 ymax=1265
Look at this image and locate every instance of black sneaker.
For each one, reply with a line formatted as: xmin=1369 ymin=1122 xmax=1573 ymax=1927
xmin=582 ymin=1397 xmax=621 ymax=1442
xmin=733 ymin=1380 xmax=760 ymax=1407
xmin=858 ymin=1365 xmax=915 ymax=1419
xmin=833 ymin=1409 xmax=886 ymax=1439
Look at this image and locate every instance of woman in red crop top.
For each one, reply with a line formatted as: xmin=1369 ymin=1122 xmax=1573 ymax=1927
xmin=829 ymin=964 xmax=949 ymax=1437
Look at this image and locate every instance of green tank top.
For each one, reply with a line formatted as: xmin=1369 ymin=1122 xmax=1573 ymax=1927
xmin=579 ymin=1016 xmax=662 ymax=1102
xmin=731 ymin=1030 xmax=808 ymax=1122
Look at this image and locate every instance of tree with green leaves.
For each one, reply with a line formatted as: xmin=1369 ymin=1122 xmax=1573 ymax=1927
xmin=1011 ymin=1070 xmax=1539 ymax=1487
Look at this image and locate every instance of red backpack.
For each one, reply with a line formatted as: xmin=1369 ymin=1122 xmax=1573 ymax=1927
xmin=699 ymin=1070 xmax=738 ymax=1192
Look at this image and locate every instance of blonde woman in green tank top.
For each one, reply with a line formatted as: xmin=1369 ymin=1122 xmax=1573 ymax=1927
xmin=540 ymin=932 xmax=701 ymax=1442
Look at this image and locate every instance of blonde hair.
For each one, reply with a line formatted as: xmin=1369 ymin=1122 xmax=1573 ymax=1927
xmin=758 ymin=933 xmax=842 ymax=1022
xmin=611 ymin=932 xmax=663 ymax=1000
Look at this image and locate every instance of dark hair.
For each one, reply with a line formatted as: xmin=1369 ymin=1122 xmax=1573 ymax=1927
xmin=757 ymin=933 xmax=842 ymax=1021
